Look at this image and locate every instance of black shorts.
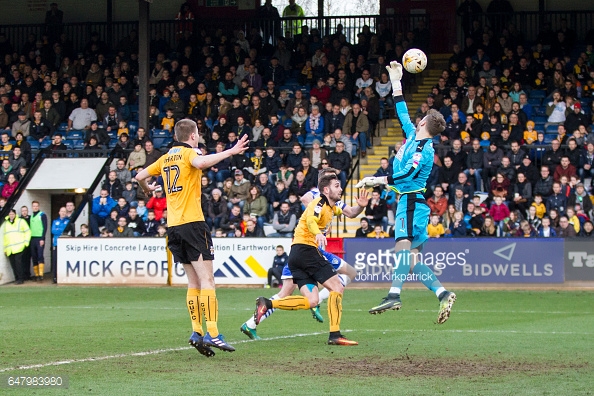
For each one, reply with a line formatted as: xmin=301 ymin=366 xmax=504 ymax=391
xmin=167 ymin=221 xmax=214 ymax=263
xmin=287 ymin=244 xmax=337 ymax=289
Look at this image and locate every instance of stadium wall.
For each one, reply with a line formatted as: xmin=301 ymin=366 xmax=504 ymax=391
xmin=22 ymin=237 xmax=594 ymax=287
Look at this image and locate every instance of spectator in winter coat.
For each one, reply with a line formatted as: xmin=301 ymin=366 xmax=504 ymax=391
xmin=89 ymin=189 xmax=116 ymax=236
xmin=143 ymin=210 xmax=159 ymax=236
xmin=465 ymin=139 xmax=484 ymax=191
xmin=538 ymin=216 xmax=557 ymax=237
xmin=228 ymin=169 xmax=251 ymax=209
xmin=269 ymin=202 xmax=297 ymax=237
xmin=546 ymin=182 xmax=567 ymax=215
xmin=112 ymin=217 xmax=134 ymax=237
xmin=101 ymin=170 xmax=124 ymax=200
xmin=146 ymin=189 xmax=167 ymax=221
xmin=553 ymin=156 xmax=577 ymax=182
xmin=557 ymin=216 xmax=577 ymax=237
xmin=206 ymin=189 xmax=228 ymax=230
xmin=427 ymin=186 xmax=448 ymax=217
xmin=489 ymin=196 xmax=510 ymax=226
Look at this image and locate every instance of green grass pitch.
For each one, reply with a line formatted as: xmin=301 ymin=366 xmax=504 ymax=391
xmin=0 ymin=286 xmax=592 ymax=395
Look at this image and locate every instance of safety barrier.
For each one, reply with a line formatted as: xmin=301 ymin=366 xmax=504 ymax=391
xmin=14 ymin=237 xmax=588 ymax=286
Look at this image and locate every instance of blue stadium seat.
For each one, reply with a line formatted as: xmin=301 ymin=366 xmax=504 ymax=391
xmin=545 ymin=125 xmax=559 ymax=134
xmin=153 ymin=137 xmax=172 ymax=149
xmin=296 ymin=85 xmax=310 ymax=96
xmin=109 ymin=139 xmax=118 ymax=149
xmin=128 ymin=121 xmax=139 ymax=136
xmin=528 ymin=98 xmax=541 ymax=106
xmin=62 ymin=139 xmax=74 ymax=149
xmin=74 ymin=140 xmax=86 ymax=150
xmin=29 ymin=141 xmax=40 ymax=150
xmin=67 ymin=130 xmax=84 ymax=140
xmin=532 ymin=115 xmax=547 ymax=124
xmin=26 ymin=135 xmax=36 ymax=142
xmin=529 ymin=90 xmax=546 ymax=99
xmin=152 ymin=129 xmax=169 ymax=137
xmin=107 ymin=130 xmax=117 ymax=139
xmin=543 ymin=134 xmax=556 ymax=143
xmin=283 ymin=119 xmax=293 ymax=127
xmin=40 ymin=139 xmax=51 ymax=149
xmin=534 ymin=124 xmax=545 ymax=133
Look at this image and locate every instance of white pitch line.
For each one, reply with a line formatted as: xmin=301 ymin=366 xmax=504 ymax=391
xmin=1 ymin=306 xmax=591 ymax=315
xmin=0 ymin=331 xmax=329 ymax=373
xmin=362 ymin=329 xmax=594 ymax=335
xmin=343 ymin=309 xmax=594 ymax=314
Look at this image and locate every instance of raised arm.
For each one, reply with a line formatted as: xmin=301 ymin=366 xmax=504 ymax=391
xmin=385 ymin=61 xmax=416 ymax=140
xmin=192 ymin=134 xmax=250 ymax=170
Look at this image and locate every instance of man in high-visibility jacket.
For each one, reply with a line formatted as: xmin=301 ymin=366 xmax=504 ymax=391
xmin=2 ymin=209 xmax=31 ymax=284
xmin=282 ymin=0 xmax=305 ymax=38
xmin=30 ymin=201 xmax=48 ymax=281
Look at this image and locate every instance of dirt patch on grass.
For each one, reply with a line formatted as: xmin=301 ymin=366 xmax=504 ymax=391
xmin=294 ymin=356 xmax=588 ymax=378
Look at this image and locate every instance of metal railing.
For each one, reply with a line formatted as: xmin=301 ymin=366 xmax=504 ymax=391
xmin=333 ymin=153 xmax=360 ymax=237
xmin=459 ymin=11 xmax=594 ymax=45
xmin=0 ymin=14 xmax=425 ymax=56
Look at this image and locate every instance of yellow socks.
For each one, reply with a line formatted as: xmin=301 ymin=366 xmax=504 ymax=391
xmin=186 ymin=288 xmax=202 ymax=335
xmin=33 ymin=265 xmax=39 ymax=277
xmin=39 ymin=263 xmax=45 ymax=277
xmin=271 ymin=296 xmax=310 ymax=310
xmin=200 ymin=289 xmax=219 ymax=337
xmin=328 ymin=291 xmax=343 ymax=332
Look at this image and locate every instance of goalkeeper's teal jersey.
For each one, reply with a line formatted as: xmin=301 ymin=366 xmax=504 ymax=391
xmin=390 ymin=96 xmax=434 ymax=194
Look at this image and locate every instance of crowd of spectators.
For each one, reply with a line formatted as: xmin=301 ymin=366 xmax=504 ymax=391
xmin=2 ymin=2 xmax=594 ymax=240
xmin=351 ymin=13 xmax=594 ymax=239
xmin=0 ymin=1 xmax=432 ymax=237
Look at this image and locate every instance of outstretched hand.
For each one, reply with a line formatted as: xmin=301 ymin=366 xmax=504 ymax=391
xmin=386 ymin=61 xmax=403 ymax=92
xmin=231 ymin=135 xmax=250 ymax=155
xmin=386 ymin=61 xmax=403 ymax=82
xmin=356 ymin=188 xmax=370 ymax=207
xmin=355 ymin=176 xmax=384 ymax=189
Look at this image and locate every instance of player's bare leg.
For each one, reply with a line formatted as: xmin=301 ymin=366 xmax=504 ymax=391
xmin=184 ymin=263 xmax=215 ymax=357
xmin=193 ymin=257 xmax=235 ymax=352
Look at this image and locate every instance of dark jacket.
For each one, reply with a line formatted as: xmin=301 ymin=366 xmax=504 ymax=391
xmin=546 ymin=193 xmax=567 ymax=214
xmin=324 ymin=112 xmax=345 ymax=135
xmin=466 ymin=148 xmax=484 ymax=169
xmin=533 ymin=176 xmax=554 ymax=198
xmin=327 ymin=150 xmax=351 ymax=173
xmin=102 ymin=179 xmax=124 ymax=200
xmin=207 ymin=198 xmax=228 ymax=221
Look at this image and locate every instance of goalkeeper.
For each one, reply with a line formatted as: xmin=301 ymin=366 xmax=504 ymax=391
xmin=356 ymin=61 xmax=456 ymax=324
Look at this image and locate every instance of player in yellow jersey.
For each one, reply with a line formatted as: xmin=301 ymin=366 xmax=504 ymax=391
xmin=254 ymin=171 xmax=362 ymax=345
xmin=135 ymin=119 xmax=249 ymax=357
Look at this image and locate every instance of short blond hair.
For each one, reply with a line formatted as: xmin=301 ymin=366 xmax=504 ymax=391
xmin=174 ymin=119 xmax=197 ymax=142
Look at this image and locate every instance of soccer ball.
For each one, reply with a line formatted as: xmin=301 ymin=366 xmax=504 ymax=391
xmin=402 ymin=48 xmax=427 ymax=74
